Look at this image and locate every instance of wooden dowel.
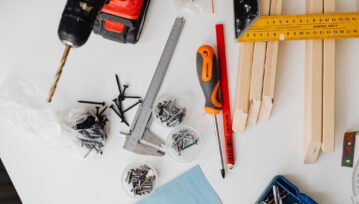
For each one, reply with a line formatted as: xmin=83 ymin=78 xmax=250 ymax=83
xmin=322 ymin=0 xmax=335 ymax=152
xmin=233 ymin=42 xmax=254 ymax=133
xmin=258 ymin=0 xmax=283 ymax=121
xmin=304 ymin=0 xmax=324 ymax=164
xmin=247 ymin=0 xmax=271 ymax=126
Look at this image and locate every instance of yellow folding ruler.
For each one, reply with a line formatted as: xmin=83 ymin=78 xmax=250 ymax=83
xmin=239 ymin=12 xmax=359 ymax=42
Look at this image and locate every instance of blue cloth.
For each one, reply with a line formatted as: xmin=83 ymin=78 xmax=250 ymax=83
xmin=136 ymin=165 xmax=222 ymax=204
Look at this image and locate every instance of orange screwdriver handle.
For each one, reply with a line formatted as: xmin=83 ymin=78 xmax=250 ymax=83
xmin=196 ymin=45 xmax=222 ymax=115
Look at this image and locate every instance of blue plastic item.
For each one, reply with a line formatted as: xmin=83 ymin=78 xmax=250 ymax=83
xmin=136 ymin=165 xmax=221 ymax=204
xmin=257 ymin=175 xmax=317 ymax=204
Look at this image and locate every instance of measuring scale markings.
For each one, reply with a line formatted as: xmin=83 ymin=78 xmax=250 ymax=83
xmin=239 ymin=12 xmax=359 ymax=42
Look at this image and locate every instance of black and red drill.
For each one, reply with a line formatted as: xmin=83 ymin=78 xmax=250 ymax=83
xmin=48 ymin=0 xmax=151 ymax=102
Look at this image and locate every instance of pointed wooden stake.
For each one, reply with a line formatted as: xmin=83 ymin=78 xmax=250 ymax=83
xmin=233 ymin=42 xmax=254 ymax=133
xmin=258 ymin=0 xmax=283 ymax=121
xmin=247 ymin=0 xmax=271 ymax=126
xmin=304 ymin=0 xmax=324 ymax=164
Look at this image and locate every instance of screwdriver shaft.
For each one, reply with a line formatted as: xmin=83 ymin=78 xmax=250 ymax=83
xmin=213 ymin=115 xmax=225 ymax=178
xmin=48 ymin=44 xmax=71 ymax=102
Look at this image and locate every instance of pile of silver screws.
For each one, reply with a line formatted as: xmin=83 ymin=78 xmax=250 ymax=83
xmin=154 ymin=99 xmax=185 ymax=127
xmin=125 ymin=165 xmax=156 ymax=196
xmin=172 ymin=128 xmax=198 ymax=156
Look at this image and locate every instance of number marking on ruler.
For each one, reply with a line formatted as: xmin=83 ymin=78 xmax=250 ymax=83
xmin=239 ymin=12 xmax=359 ymax=42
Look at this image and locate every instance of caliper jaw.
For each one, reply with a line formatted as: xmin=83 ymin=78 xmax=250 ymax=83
xmin=126 ymin=129 xmax=165 ymax=156
xmin=122 ymin=108 xmax=165 ymax=156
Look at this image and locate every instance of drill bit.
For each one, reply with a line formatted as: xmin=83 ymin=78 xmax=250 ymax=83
xmin=48 ymin=44 xmax=71 ymax=102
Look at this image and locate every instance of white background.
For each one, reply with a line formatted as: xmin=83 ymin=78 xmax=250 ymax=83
xmin=1 ymin=0 xmax=359 ymax=203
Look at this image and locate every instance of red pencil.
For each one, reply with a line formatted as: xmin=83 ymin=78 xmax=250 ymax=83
xmin=215 ymin=24 xmax=235 ymax=168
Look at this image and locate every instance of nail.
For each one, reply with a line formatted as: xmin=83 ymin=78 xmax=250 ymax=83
xmin=167 ymin=119 xmax=179 ymax=127
xmin=123 ymin=100 xmax=142 ymax=113
xmin=167 ymin=109 xmax=184 ymax=122
xmin=112 ymin=99 xmax=123 ymax=113
xmin=171 ymin=99 xmax=177 ymax=113
xmin=115 ymin=74 xmax=122 ymax=95
xmin=98 ymin=106 xmax=108 ymax=115
xmin=123 ymin=85 xmax=128 ymax=96
xmin=84 ymin=148 xmax=92 ymax=158
xmin=78 ymin=100 xmax=105 ymax=106
xmin=109 ymin=105 xmax=130 ymax=127
xmin=109 ymin=105 xmax=122 ymax=117
xmin=122 ymin=118 xmax=130 ymax=127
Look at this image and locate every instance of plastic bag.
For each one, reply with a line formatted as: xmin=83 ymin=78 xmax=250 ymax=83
xmin=0 ymin=78 xmax=109 ymax=158
xmin=63 ymin=106 xmax=110 ymax=157
xmin=174 ymin=0 xmax=214 ymax=14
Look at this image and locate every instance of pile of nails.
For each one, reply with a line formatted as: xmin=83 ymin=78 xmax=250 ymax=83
xmin=125 ymin=165 xmax=156 ymax=196
xmin=171 ymin=128 xmax=198 ymax=156
xmin=73 ymin=74 xmax=142 ymax=157
xmin=154 ymin=99 xmax=185 ymax=127
xmin=110 ymin=74 xmax=142 ymax=127
xmin=74 ymin=102 xmax=109 ymax=157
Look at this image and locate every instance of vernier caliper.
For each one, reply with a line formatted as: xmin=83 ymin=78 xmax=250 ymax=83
xmin=122 ymin=17 xmax=185 ymax=156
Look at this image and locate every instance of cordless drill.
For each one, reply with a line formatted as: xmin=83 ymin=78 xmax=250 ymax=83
xmin=48 ymin=0 xmax=151 ymax=102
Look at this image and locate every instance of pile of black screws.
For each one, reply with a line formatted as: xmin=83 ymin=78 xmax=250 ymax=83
xmin=75 ymin=101 xmax=109 ymax=157
xmin=73 ymin=74 xmax=142 ymax=156
xmin=125 ymin=165 xmax=156 ymax=197
xmin=171 ymin=128 xmax=198 ymax=156
xmin=110 ymin=74 xmax=142 ymax=127
xmin=154 ymin=99 xmax=185 ymax=127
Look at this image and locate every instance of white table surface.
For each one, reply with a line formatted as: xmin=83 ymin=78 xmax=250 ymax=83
xmin=1 ymin=0 xmax=359 ymax=203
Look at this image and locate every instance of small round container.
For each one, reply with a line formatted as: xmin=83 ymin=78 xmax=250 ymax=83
xmin=121 ymin=162 xmax=158 ymax=199
xmin=166 ymin=126 xmax=202 ymax=163
xmin=152 ymin=95 xmax=187 ymax=128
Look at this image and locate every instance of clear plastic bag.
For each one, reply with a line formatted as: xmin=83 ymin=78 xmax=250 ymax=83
xmin=0 ymin=78 xmax=109 ymax=158
xmin=63 ymin=106 xmax=110 ymax=158
xmin=174 ymin=0 xmax=214 ymax=14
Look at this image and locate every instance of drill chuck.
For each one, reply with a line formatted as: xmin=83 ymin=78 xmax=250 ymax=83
xmin=58 ymin=0 xmax=106 ymax=48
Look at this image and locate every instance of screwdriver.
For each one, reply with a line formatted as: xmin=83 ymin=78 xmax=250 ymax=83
xmin=48 ymin=0 xmax=106 ymax=102
xmin=196 ymin=45 xmax=225 ymax=178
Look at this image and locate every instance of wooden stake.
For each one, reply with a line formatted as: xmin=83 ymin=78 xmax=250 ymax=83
xmin=304 ymin=0 xmax=323 ymax=164
xmin=258 ymin=0 xmax=283 ymax=121
xmin=322 ymin=0 xmax=335 ymax=152
xmin=247 ymin=0 xmax=271 ymax=126
xmin=233 ymin=42 xmax=254 ymax=133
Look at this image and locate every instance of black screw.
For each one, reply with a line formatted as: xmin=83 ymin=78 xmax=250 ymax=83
xmin=112 ymin=99 xmax=122 ymax=112
xmin=122 ymin=85 xmax=129 ymax=96
xmin=115 ymin=74 xmax=122 ymax=95
xmin=98 ymin=106 xmax=108 ymax=115
xmin=109 ymin=105 xmax=129 ymax=126
xmin=109 ymin=105 xmax=121 ymax=116
xmin=123 ymin=100 xmax=142 ymax=113
xmin=117 ymin=98 xmax=126 ymax=119
xmin=124 ymin=96 xmax=142 ymax=99
xmin=78 ymin=100 xmax=105 ymax=106
xmin=122 ymin=118 xmax=130 ymax=127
